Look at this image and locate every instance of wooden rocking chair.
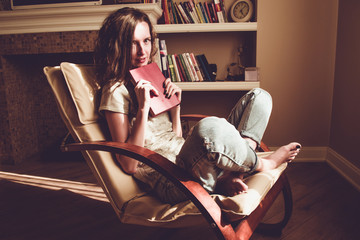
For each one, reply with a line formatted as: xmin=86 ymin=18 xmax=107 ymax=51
xmin=43 ymin=62 xmax=292 ymax=240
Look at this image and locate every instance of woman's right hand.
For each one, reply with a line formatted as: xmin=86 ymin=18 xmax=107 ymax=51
xmin=134 ymin=79 xmax=159 ymax=112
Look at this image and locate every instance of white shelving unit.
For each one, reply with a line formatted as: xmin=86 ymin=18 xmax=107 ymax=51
xmin=156 ymin=22 xmax=259 ymax=91
xmin=155 ymin=22 xmax=257 ymax=33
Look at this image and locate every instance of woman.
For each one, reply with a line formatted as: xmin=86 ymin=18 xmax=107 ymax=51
xmin=95 ymin=8 xmax=300 ymax=204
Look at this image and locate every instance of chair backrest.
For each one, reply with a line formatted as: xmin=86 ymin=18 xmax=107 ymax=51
xmin=43 ymin=62 xmax=142 ymax=218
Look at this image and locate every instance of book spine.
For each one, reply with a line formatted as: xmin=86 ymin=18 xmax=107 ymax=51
xmin=179 ymin=54 xmax=192 ymax=81
xmin=162 ymin=0 xmax=170 ymax=24
xmin=168 ymin=0 xmax=175 ymax=24
xmin=169 ymin=0 xmax=177 ymax=24
xmin=159 ymin=39 xmax=169 ymax=78
xmin=180 ymin=2 xmax=194 ymax=23
xmin=213 ymin=0 xmax=224 ymax=23
xmin=174 ymin=54 xmax=186 ymax=82
xmin=190 ymin=52 xmax=203 ymax=81
xmin=199 ymin=2 xmax=209 ymax=23
xmin=177 ymin=3 xmax=191 ymax=23
xmin=188 ymin=1 xmax=200 ymax=23
xmin=173 ymin=1 xmax=185 ymax=24
xmin=167 ymin=54 xmax=177 ymax=82
xmin=196 ymin=54 xmax=211 ymax=81
xmin=185 ymin=53 xmax=199 ymax=81
xmin=171 ymin=54 xmax=181 ymax=82
xmin=195 ymin=3 xmax=205 ymax=23
xmin=182 ymin=53 xmax=196 ymax=81
xmin=210 ymin=3 xmax=218 ymax=23
xmin=154 ymin=38 xmax=162 ymax=70
xmin=205 ymin=3 xmax=213 ymax=23
xmin=220 ymin=0 xmax=227 ymax=22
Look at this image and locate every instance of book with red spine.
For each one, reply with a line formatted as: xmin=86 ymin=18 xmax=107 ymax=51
xmin=129 ymin=62 xmax=180 ymax=116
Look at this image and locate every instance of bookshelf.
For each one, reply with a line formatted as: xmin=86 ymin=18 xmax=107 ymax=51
xmin=156 ymin=22 xmax=259 ymax=91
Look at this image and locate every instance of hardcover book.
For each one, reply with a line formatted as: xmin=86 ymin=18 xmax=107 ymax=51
xmin=129 ymin=63 xmax=180 ymax=116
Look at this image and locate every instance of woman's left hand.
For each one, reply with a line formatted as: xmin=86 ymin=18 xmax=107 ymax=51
xmin=163 ymin=78 xmax=182 ymax=102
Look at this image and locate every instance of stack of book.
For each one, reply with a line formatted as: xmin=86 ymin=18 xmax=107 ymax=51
xmin=154 ymin=39 xmax=216 ymax=82
xmin=161 ymin=0 xmax=227 ymax=24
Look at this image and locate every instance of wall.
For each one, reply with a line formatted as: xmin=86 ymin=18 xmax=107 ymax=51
xmin=330 ymin=0 xmax=360 ymax=169
xmin=257 ymin=0 xmax=338 ymax=146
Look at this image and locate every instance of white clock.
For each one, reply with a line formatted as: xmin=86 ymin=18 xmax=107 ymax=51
xmin=230 ymin=0 xmax=254 ymax=22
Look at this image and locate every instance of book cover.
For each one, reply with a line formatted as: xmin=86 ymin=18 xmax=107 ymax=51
xmin=129 ymin=62 xmax=180 ymax=116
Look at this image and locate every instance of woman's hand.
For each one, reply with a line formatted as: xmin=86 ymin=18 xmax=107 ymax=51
xmin=134 ymin=79 xmax=159 ymax=112
xmin=163 ymin=78 xmax=183 ymax=137
xmin=163 ymin=78 xmax=182 ymax=102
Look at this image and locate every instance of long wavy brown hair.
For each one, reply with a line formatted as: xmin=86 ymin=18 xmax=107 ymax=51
xmin=94 ymin=7 xmax=157 ymax=87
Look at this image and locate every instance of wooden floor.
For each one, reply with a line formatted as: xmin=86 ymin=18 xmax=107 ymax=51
xmin=1 ymin=153 xmax=360 ymax=240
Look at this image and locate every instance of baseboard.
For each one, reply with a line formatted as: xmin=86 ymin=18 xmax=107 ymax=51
xmin=327 ymin=148 xmax=360 ymax=192
xmin=269 ymin=146 xmax=327 ymax=162
xmin=269 ymin=146 xmax=360 ymax=191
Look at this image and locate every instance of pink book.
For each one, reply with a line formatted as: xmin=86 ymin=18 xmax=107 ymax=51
xmin=129 ymin=62 xmax=180 ymax=116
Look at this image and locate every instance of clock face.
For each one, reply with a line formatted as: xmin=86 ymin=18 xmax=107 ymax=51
xmin=234 ymin=1 xmax=250 ymax=19
xmin=231 ymin=0 xmax=253 ymax=22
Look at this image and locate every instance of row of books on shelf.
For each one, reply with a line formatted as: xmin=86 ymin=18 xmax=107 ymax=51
xmin=154 ymin=39 xmax=216 ymax=82
xmin=161 ymin=0 xmax=227 ymax=24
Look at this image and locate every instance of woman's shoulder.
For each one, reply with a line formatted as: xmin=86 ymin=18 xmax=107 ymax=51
xmin=99 ymin=81 xmax=132 ymax=114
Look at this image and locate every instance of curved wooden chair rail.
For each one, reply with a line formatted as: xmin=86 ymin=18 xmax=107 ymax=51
xmin=61 ymin=114 xmax=292 ymax=240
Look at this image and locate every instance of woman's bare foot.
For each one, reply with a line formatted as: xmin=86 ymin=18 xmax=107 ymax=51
xmin=215 ymin=172 xmax=248 ymax=196
xmin=256 ymin=142 xmax=301 ymax=172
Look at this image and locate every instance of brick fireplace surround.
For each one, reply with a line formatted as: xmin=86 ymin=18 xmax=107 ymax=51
xmin=0 ymin=31 xmax=98 ymax=164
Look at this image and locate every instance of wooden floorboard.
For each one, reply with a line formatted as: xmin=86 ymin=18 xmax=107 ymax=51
xmin=1 ymin=155 xmax=360 ymax=240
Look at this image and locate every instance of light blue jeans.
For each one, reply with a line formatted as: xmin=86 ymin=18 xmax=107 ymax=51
xmin=155 ymin=88 xmax=272 ymax=204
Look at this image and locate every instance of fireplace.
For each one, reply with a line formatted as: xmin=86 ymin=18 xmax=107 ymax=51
xmin=0 ymin=4 xmax=162 ymax=164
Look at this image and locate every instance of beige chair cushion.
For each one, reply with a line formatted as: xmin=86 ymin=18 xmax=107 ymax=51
xmin=46 ymin=63 xmax=287 ymax=228
xmin=60 ymin=62 xmax=101 ymax=124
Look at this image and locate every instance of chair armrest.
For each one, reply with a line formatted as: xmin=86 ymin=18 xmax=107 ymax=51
xmin=181 ymin=114 xmax=209 ymax=122
xmin=61 ymin=141 xmax=235 ymax=240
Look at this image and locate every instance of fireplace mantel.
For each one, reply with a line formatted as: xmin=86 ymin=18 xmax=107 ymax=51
xmin=0 ymin=3 xmax=162 ymax=35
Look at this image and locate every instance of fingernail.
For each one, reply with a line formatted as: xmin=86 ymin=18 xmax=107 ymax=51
xmin=296 ymin=145 xmax=301 ymax=149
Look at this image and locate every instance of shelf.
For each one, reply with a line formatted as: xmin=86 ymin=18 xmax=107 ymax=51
xmin=0 ymin=4 xmax=162 ymax=35
xmin=174 ymin=81 xmax=260 ymax=91
xmin=155 ymin=22 xmax=257 ymax=33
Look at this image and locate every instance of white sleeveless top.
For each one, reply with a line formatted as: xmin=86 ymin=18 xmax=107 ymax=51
xmin=99 ymin=81 xmax=185 ymax=189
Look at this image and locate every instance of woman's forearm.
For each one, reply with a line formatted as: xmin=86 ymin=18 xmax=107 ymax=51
xmin=127 ymin=108 xmax=149 ymax=147
xmin=170 ymin=105 xmax=182 ymax=137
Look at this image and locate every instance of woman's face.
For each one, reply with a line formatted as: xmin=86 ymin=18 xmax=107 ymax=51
xmin=131 ymin=21 xmax=152 ymax=68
